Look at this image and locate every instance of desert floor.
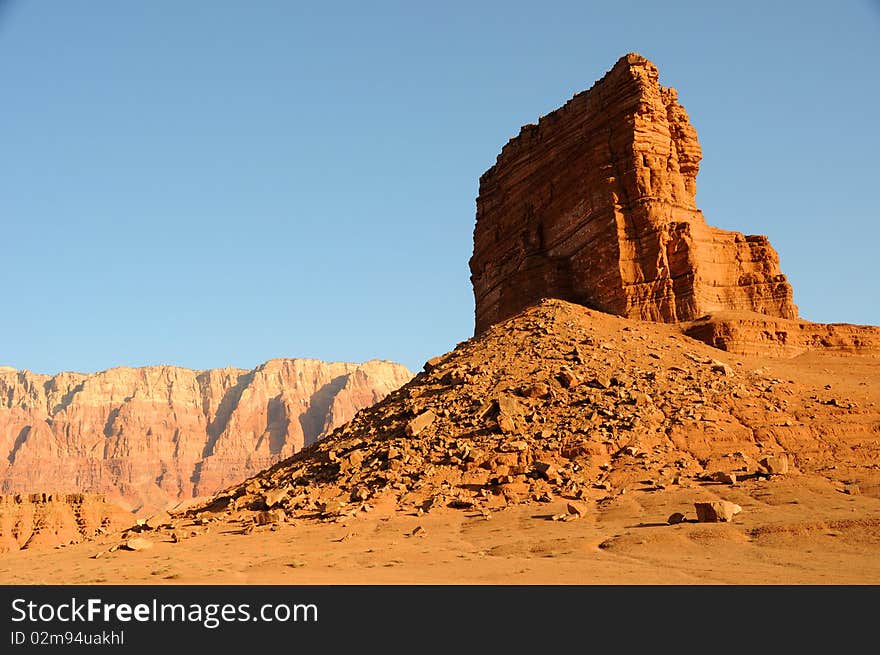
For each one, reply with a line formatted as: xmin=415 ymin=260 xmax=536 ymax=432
xmin=2 ymin=471 xmax=878 ymax=585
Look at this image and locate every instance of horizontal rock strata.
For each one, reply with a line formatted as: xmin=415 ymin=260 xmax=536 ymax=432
xmin=0 ymin=359 xmax=412 ymax=513
xmin=470 ymin=53 xmax=797 ymax=334
xmin=683 ymin=313 xmax=880 ymax=357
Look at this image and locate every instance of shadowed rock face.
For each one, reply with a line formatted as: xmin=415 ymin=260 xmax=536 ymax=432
xmin=470 ymin=53 xmax=797 ymax=335
xmin=0 ymin=359 xmax=412 ymax=513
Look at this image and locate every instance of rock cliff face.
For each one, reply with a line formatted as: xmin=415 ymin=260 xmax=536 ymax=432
xmin=682 ymin=312 xmax=880 ymax=357
xmin=470 ymin=53 xmax=797 ymax=334
xmin=0 ymin=359 xmax=412 ymax=513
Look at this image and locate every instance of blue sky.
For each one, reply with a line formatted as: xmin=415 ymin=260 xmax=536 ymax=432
xmin=1 ymin=1 xmax=878 ymax=375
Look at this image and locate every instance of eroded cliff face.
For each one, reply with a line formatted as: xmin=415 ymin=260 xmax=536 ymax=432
xmin=0 ymin=359 xmax=412 ymax=513
xmin=0 ymin=493 xmax=130 ymax=553
xmin=470 ymin=53 xmax=797 ymax=334
xmin=682 ymin=312 xmax=880 ymax=357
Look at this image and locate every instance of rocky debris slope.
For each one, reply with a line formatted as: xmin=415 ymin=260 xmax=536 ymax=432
xmin=470 ymin=53 xmax=797 ymax=334
xmin=0 ymin=493 xmax=129 ymax=552
xmin=183 ymin=300 xmax=880 ymax=531
xmin=0 ymin=359 xmax=412 ymax=514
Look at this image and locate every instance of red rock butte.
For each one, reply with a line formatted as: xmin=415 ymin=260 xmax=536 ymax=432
xmin=470 ymin=52 xmax=798 ymax=335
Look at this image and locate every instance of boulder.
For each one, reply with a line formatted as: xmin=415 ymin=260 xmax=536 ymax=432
xmin=406 ymin=410 xmax=437 ymax=437
xmin=566 ymin=502 xmax=585 ymax=518
xmin=123 ymin=537 xmax=154 ymax=551
xmin=759 ymin=454 xmax=790 ymax=476
xmin=667 ymin=512 xmax=687 ymax=525
xmin=144 ymin=511 xmax=172 ymax=530
xmin=263 ymin=488 xmax=289 ymax=509
xmin=694 ymin=501 xmax=742 ymax=522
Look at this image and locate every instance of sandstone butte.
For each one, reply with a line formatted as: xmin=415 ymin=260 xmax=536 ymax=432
xmin=469 ymin=53 xmax=880 ymax=356
xmin=0 ymin=359 xmax=412 ymax=517
xmin=161 ymin=54 xmax=879 ymax=553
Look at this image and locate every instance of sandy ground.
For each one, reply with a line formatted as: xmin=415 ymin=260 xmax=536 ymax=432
xmin=2 ymin=470 xmax=878 ymax=585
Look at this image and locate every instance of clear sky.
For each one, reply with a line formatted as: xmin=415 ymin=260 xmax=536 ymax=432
xmin=1 ymin=1 xmax=878 ymax=375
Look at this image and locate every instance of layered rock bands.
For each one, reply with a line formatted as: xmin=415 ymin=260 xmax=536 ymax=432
xmin=470 ymin=53 xmax=797 ymax=335
xmin=0 ymin=359 xmax=412 ymax=513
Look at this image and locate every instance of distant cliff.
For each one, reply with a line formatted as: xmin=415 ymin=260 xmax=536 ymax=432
xmin=0 ymin=359 xmax=412 ymax=513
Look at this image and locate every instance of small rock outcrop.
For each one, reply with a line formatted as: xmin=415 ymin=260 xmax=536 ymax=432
xmin=682 ymin=313 xmax=880 ymax=357
xmin=470 ymin=53 xmax=797 ymax=334
xmin=0 ymin=359 xmax=412 ymax=513
xmin=0 ymin=493 xmax=130 ymax=552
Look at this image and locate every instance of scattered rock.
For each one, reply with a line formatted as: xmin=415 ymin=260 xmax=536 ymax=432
xmin=145 ymin=511 xmax=172 ymax=530
xmin=497 ymin=395 xmax=522 ymax=416
xmin=694 ymin=501 xmax=742 ymax=523
xmin=255 ymin=509 xmax=286 ymax=525
xmin=566 ymin=502 xmax=585 ymax=518
xmin=590 ymin=376 xmax=612 ymax=390
xmin=350 ymin=486 xmax=371 ymax=502
xmin=557 ymin=370 xmax=579 ymax=388
xmin=475 ymin=400 xmax=496 ymax=420
xmin=667 ymin=512 xmax=686 ymax=525
xmin=519 ymin=382 xmax=550 ymax=399
xmin=424 ymin=356 xmax=444 ymax=372
xmin=497 ymin=414 xmax=517 ymax=434
xmin=533 ymin=461 xmax=558 ymax=480
xmin=499 ymin=481 xmax=530 ymax=502
xmin=263 ymin=487 xmax=289 ymax=509
xmin=123 ymin=537 xmax=154 ymax=551
xmin=709 ymin=471 xmax=737 ymax=485
xmin=405 ymin=410 xmax=437 ymax=437
xmin=759 ymin=454 xmax=790 ymax=476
